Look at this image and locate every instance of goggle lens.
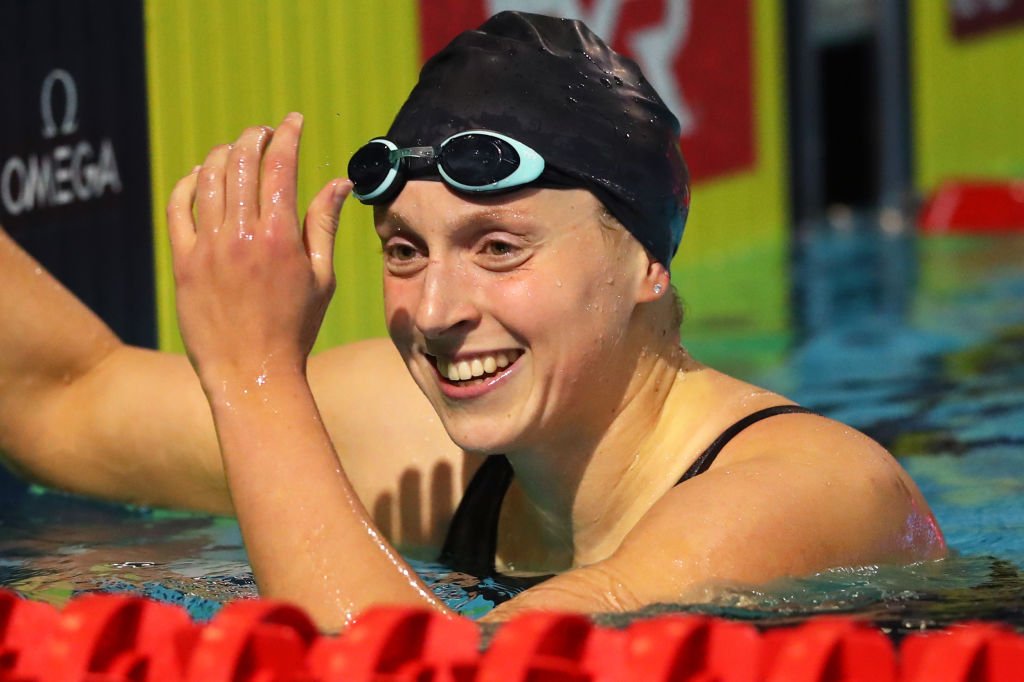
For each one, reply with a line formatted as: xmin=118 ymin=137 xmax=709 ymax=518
xmin=439 ymin=134 xmax=520 ymax=186
xmin=348 ymin=141 xmax=395 ymax=197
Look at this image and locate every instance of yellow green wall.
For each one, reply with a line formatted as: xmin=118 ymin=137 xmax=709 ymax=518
xmin=911 ymin=3 xmax=1024 ymax=191
xmin=146 ymin=2 xmax=790 ymax=366
xmin=674 ymin=1 xmax=790 ymax=369
xmin=145 ymin=0 xmax=420 ymax=353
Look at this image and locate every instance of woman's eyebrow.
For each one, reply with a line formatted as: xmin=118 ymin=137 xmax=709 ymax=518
xmin=377 ymin=205 xmax=538 ymax=239
xmin=450 ymin=207 xmax=535 ymax=232
xmin=375 ymin=210 xmax=417 ymax=236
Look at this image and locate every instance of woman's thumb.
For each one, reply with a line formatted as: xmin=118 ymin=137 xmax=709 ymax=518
xmin=305 ymin=178 xmax=352 ymax=286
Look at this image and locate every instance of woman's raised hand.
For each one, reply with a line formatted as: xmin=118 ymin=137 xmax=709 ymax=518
xmin=166 ymin=113 xmax=351 ymax=394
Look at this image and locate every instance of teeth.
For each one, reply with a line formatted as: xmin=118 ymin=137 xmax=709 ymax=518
xmin=437 ymin=351 xmax=518 ymax=382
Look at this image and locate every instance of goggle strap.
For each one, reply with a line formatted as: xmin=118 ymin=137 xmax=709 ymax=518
xmin=389 ymin=146 xmax=437 ymax=163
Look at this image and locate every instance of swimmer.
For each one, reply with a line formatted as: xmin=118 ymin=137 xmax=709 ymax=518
xmin=0 ymin=12 xmax=945 ymax=630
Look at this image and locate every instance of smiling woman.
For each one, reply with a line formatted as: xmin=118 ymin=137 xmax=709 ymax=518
xmin=377 ymin=187 xmax=665 ymax=457
xmin=0 ymin=11 xmax=944 ymax=631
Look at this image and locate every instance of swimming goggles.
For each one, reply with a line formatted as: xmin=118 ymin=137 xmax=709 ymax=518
xmin=348 ymin=130 xmax=546 ymax=204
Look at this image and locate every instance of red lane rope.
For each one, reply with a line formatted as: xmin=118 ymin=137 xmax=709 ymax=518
xmin=1 ymin=589 xmax=1020 ymax=681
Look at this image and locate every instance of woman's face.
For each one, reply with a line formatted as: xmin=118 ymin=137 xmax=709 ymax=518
xmin=376 ymin=181 xmax=651 ymax=455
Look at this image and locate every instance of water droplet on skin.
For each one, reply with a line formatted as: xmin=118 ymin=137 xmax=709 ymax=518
xmin=555 ymin=280 xmax=562 ymax=288
xmin=600 ymin=77 xmax=612 ymax=89
xmin=614 ymin=76 xmax=624 ymax=86
xmin=567 ymin=96 xmax=579 ymax=105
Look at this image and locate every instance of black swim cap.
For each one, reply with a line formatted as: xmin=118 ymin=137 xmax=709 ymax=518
xmin=385 ymin=11 xmax=690 ymax=266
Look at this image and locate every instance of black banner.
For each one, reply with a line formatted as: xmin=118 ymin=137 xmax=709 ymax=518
xmin=0 ymin=0 xmax=155 ymax=347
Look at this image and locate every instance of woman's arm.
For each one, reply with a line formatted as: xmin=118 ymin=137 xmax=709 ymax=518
xmin=168 ymin=114 xmax=450 ymax=629
xmin=0 ymin=227 xmax=230 ymax=512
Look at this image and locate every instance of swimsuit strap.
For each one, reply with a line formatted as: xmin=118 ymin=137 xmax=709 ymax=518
xmin=676 ymin=404 xmax=817 ymax=484
xmin=439 ymin=454 xmax=513 ymax=576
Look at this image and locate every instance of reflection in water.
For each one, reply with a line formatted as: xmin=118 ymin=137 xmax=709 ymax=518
xmin=589 ymin=556 xmax=1024 ymax=639
xmin=2 ymin=226 xmax=1024 ymax=629
xmin=0 ymin=494 xmax=253 ymax=619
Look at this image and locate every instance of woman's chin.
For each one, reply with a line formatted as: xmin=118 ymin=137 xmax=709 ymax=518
xmin=441 ymin=418 xmax=525 ymax=456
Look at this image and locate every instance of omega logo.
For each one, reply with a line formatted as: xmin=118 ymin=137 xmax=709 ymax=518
xmin=1 ymin=68 xmax=122 ymax=218
xmin=486 ymin=0 xmax=695 ymax=134
xmin=40 ymin=68 xmax=79 ymax=139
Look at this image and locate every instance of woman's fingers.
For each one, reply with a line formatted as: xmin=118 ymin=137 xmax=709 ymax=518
xmin=196 ymin=144 xmax=230 ymax=233
xmin=225 ymin=126 xmax=274 ymax=238
xmin=260 ymin=113 xmax=303 ymax=230
xmin=304 ymin=178 xmax=352 ymax=288
xmin=191 ymin=114 xmax=305 ymax=243
xmin=167 ymin=167 xmax=199 ymax=258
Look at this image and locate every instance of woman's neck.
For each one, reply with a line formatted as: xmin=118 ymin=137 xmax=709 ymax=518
xmin=503 ymin=337 xmax=703 ymax=565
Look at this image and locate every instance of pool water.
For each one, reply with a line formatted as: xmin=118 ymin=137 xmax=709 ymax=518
xmin=2 ymin=222 xmax=1024 ymax=633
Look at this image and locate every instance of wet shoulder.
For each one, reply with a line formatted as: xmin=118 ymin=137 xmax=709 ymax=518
xmin=310 ymin=337 xmax=434 ymax=426
xmin=309 ymin=337 xmax=459 ymax=457
xmin=676 ymin=365 xmax=871 ymax=468
xmin=657 ymin=365 xmax=802 ymax=469
xmin=647 ymin=367 xmax=945 ymax=563
xmin=308 ymin=338 xmax=474 ymax=550
xmin=674 ymin=366 xmax=942 ymax=555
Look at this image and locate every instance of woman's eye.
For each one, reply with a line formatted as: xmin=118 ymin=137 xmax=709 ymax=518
xmin=385 ymin=243 xmax=420 ymax=261
xmin=485 ymin=242 xmax=516 ymax=256
xmin=482 ymin=240 xmax=518 ymax=257
xmin=382 ymin=241 xmax=426 ymax=274
xmin=476 ymin=237 xmax=529 ymax=270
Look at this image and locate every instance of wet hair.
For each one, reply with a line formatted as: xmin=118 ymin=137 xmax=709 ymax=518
xmin=385 ymin=11 xmax=690 ymax=267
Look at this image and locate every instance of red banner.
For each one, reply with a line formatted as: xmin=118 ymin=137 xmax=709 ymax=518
xmin=417 ymin=0 xmax=754 ymax=183
xmin=950 ymin=0 xmax=1024 ymax=39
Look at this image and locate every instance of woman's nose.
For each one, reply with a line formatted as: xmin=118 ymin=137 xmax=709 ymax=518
xmin=413 ymin=259 xmax=480 ymax=339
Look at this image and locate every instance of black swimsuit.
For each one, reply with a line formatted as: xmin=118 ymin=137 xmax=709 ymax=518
xmin=438 ymin=405 xmax=815 ymax=596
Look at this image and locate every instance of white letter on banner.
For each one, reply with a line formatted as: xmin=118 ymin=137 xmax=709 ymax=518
xmin=485 ymin=0 xmax=693 ymax=133
xmin=1 ymin=157 xmax=27 ymax=216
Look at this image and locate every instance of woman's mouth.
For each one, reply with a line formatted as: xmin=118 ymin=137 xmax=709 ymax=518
xmin=433 ymin=350 xmax=523 ymax=386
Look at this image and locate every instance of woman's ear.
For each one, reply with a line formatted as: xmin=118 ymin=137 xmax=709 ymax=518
xmin=635 ymin=253 xmax=671 ymax=303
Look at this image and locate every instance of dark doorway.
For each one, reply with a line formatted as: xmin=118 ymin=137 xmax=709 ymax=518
xmin=821 ymin=35 xmax=879 ymax=207
xmin=786 ymin=0 xmax=911 ymax=224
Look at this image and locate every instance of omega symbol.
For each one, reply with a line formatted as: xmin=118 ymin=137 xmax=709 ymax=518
xmin=40 ymin=69 xmax=79 ymax=140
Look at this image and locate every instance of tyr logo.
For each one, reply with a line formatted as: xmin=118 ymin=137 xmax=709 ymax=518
xmin=416 ymin=0 xmax=755 ymax=181
xmin=486 ymin=0 xmax=694 ymax=134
